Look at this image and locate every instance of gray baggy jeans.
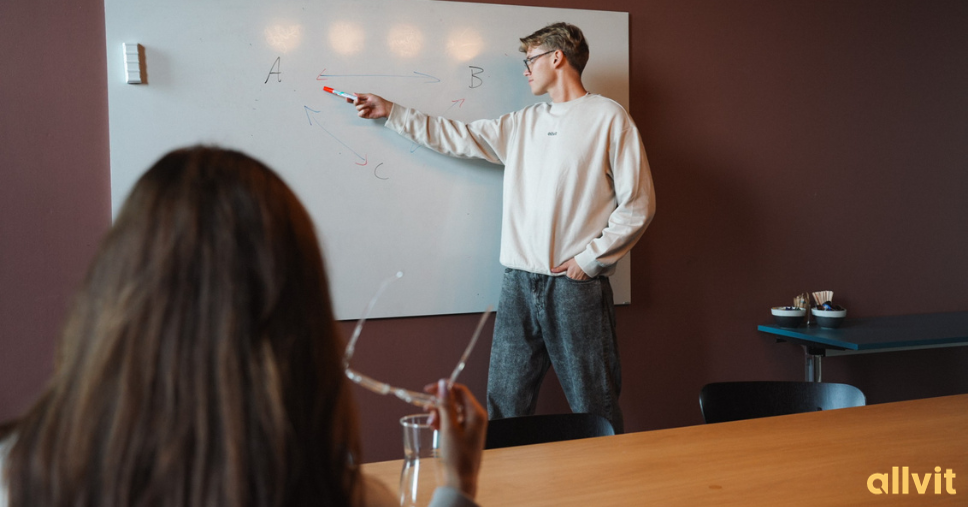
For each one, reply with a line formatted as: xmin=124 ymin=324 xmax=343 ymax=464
xmin=486 ymin=268 xmax=624 ymax=433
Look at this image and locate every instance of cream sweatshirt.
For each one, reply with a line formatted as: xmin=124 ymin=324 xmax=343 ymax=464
xmin=385 ymin=93 xmax=655 ymax=278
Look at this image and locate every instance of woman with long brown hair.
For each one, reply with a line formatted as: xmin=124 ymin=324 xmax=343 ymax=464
xmin=0 ymin=147 xmax=485 ymax=507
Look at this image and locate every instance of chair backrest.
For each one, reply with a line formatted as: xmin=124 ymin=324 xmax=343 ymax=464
xmin=484 ymin=413 xmax=615 ymax=450
xmin=699 ymin=381 xmax=866 ymax=424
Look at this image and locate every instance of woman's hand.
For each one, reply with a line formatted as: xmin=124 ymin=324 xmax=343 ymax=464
xmin=426 ymin=380 xmax=487 ymax=499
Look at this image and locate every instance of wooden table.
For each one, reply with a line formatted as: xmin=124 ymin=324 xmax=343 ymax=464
xmin=758 ymin=311 xmax=968 ymax=381
xmin=363 ymin=394 xmax=967 ymax=506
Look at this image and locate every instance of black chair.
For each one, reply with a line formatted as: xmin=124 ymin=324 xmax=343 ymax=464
xmin=699 ymin=381 xmax=866 ymax=424
xmin=484 ymin=413 xmax=615 ymax=450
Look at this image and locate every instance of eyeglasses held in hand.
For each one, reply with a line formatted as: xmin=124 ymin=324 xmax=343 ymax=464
xmin=343 ymin=272 xmax=492 ymax=408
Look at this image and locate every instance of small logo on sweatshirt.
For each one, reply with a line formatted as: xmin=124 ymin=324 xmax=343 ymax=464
xmin=548 ymin=132 xmax=558 ymax=136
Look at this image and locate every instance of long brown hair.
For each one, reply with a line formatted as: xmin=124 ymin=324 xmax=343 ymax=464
xmin=1 ymin=147 xmax=360 ymax=506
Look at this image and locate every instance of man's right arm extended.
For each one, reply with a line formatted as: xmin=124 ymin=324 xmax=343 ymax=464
xmin=353 ymin=93 xmax=511 ymax=165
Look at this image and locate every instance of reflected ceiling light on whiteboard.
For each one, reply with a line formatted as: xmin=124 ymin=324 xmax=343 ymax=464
xmin=387 ymin=24 xmax=424 ymax=58
xmin=264 ymin=24 xmax=302 ymax=53
xmin=329 ymin=21 xmax=365 ymax=56
xmin=446 ymin=28 xmax=484 ymax=62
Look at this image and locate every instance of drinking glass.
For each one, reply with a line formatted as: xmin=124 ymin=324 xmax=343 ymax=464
xmin=399 ymin=414 xmax=443 ymax=507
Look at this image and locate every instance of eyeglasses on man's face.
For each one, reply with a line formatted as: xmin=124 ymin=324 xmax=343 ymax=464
xmin=342 ymin=272 xmax=492 ymax=408
xmin=523 ymin=49 xmax=555 ymax=72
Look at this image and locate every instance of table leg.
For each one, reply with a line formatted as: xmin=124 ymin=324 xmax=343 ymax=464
xmin=803 ymin=346 xmax=824 ymax=382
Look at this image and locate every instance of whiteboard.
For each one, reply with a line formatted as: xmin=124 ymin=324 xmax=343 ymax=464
xmin=104 ymin=0 xmax=631 ymax=320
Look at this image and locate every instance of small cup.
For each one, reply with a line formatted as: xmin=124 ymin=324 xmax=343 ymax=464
xmin=400 ymin=414 xmax=442 ymax=507
xmin=771 ymin=307 xmax=806 ymax=328
xmin=812 ymin=307 xmax=846 ymax=329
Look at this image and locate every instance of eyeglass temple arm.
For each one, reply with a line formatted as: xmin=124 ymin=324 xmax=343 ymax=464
xmin=343 ymin=271 xmax=404 ymax=366
xmin=447 ymin=305 xmax=492 ymax=388
xmin=347 ymin=366 xmax=438 ymax=407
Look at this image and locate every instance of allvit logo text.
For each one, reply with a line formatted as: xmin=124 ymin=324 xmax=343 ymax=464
xmin=867 ymin=467 xmax=956 ymax=495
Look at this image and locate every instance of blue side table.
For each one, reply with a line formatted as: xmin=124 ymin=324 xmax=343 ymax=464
xmin=758 ymin=311 xmax=968 ymax=382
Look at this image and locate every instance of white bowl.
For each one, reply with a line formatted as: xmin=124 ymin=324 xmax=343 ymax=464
xmin=771 ymin=307 xmax=806 ymax=328
xmin=812 ymin=307 xmax=847 ymax=328
xmin=772 ymin=307 xmax=806 ymax=317
xmin=811 ymin=308 xmax=846 ymax=318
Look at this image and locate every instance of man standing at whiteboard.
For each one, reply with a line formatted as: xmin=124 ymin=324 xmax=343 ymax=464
xmin=354 ymin=22 xmax=654 ymax=433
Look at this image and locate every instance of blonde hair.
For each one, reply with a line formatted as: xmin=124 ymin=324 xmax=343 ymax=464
xmin=519 ymin=22 xmax=590 ymax=75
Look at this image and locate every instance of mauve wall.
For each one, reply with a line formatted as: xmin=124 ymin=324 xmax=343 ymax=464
xmin=0 ymin=0 xmax=112 ymax=417
xmin=2 ymin=0 xmax=966 ymax=464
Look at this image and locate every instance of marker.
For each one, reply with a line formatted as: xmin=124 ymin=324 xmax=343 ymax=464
xmin=323 ymin=86 xmax=357 ymax=100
